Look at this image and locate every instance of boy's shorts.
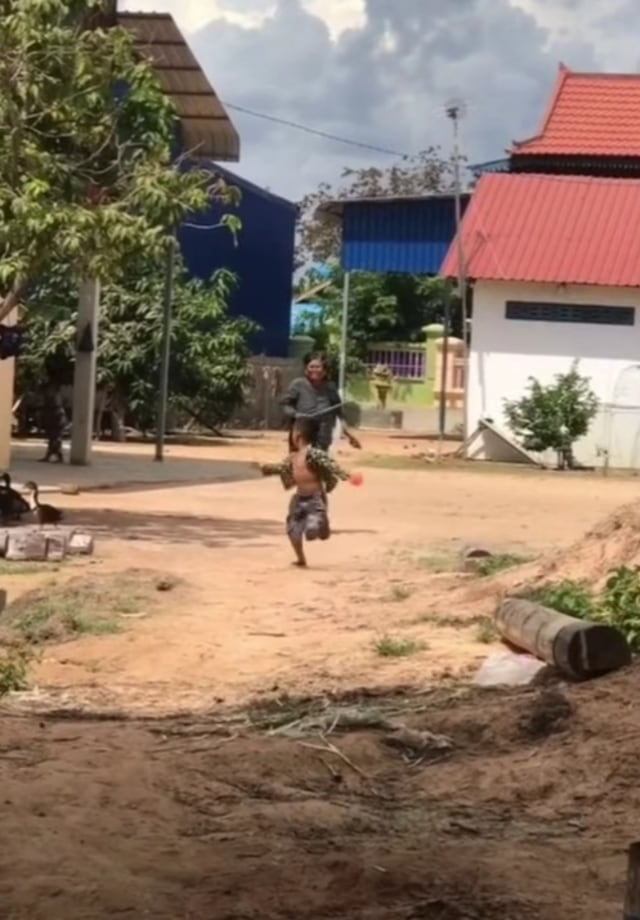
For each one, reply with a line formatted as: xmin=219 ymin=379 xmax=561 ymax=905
xmin=286 ymin=492 xmax=329 ymax=541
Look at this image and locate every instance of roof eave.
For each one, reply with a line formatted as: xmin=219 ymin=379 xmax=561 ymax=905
xmin=511 ymin=61 xmax=570 ymax=154
xmin=316 ymin=192 xmax=472 ymax=223
xmin=117 ymin=12 xmax=240 ymax=163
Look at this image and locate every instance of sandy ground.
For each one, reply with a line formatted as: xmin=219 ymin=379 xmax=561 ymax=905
xmin=6 ymin=433 xmax=639 ymax=713
xmin=1 ymin=435 xmax=639 ymax=918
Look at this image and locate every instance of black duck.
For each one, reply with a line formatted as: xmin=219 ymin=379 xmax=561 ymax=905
xmin=23 ymin=481 xmax=63 ymax=527
xmin=0 ymin=472 xmax=30 ymax=522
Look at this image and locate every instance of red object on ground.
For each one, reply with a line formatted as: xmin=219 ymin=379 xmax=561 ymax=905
xmin=440 ymin=172 xmax=640 ymax=288
xmin=349 ymin=472 xmax=363 ymax=487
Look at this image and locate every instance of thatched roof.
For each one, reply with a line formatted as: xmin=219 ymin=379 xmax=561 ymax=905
xmin=117 ymin=12 xmax=240 ymax=162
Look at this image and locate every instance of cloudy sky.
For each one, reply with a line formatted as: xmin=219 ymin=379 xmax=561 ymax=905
xmin=120 ymin=0 xmax=638 ymax=202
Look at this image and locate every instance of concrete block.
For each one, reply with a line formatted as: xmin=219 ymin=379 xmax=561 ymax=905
xmin=46 ymin=532 xmax=68 ymax=562
xmin=6 ymin=530 xmax=47 ymax=561
xmin=67 ymin=532 xmax=94 ymax=556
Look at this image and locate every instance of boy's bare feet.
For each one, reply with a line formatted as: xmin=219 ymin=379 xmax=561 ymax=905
xmin=289 ymin=534 xmax=307 ymax=567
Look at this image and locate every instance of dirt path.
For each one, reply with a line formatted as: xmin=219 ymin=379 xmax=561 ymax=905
xmin=4 ymin=438 xmax=639 ymax=713
xmin=1 ymin=439 xmax=639 ymax=918
xmin=0 ymin=673 xmax=635 ymax=919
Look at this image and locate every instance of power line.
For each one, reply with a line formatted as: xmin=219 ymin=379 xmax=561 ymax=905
xmin=222 ymin=100 xmax=412 ymax=158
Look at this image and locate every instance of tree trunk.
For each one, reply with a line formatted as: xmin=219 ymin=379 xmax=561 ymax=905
xmin=495 ymin=597 xmax=631 ymax=680
xmin=110 ymin=404 xmax=126 ymax=442
xmin=94 ymin=390 xmax=107 ymax=440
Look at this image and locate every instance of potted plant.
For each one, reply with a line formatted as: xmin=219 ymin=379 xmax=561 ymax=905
xmin=372 ymin=363 xmax=393 ymax=409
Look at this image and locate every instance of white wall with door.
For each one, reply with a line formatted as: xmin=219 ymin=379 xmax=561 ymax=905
xmin=468 ymin=280 xmax=640 ymax=468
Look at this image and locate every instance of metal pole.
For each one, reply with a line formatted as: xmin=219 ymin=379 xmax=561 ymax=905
xmin=438 ymin=296 xmax=450 ymax=440
xmin=155 ymin=234 xmax=176 ymax=462
xmin=338 ymin=270 xmax=350 ymax=397
xmin=446 ymin=102 xmax=468 ymax=450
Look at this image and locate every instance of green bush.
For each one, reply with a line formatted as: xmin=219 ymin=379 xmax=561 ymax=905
xmin=532 ymin=580 xmax=595 ymax=620
xmin=528 ymin=568 xmax=640 ymax=653
xmin=504 ymin=363 xmax=598 ymax=469
xmin=599 ymin=566 xmax=640 ymax=652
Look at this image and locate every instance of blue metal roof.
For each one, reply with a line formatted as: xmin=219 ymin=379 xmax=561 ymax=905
xmin=469 ymin=157 xmax=510 ymax=175
xmin=336 ymin=196 xmax=470 ymax=274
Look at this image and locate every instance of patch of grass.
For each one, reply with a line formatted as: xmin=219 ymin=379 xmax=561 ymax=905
xmin=475 ymin=553 xmax=529 ymax=577
xmin=0 ymin=561 xmax=60 ymax=577
xmin=414 ymin=554 xmax=453 ymax=573
xmin=413 ymin=612 xmax=461 ymax=628
xmin=527 ymin=579 xmax=595 ymax=620
xmin=599 ymin=566 xmax=640 ymax=652
xmin=412 ymin=612 xmax=498 ymax=643
xmin=524 ymin=568 xmax=640 ymax=653
xmin=10 ymin=597 xmax=123 ymax=643
xmin=0 ymin=646 xmax=32 ymax=694
xmin=0 ymin=569 xmax=169 ymax=646
xmin=475 ymin=616 xmax=498 ymax=644
xmin=388 ymin=583 xmax=413 ymax=602
xmin=373 ymin=634 xmax=427 ymax=658
xmin=112 ymin=596 xmax=144 ymax=615
xmin=359 ymin=454 xmax=545 ymax=475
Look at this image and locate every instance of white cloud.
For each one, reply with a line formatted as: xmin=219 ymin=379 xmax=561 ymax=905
xmin=119 ymin=0 xmax=273 ymax=33
xmin=119 ymin=0 xmax=638 ymax=200
xmin=120 ymin=0 xmax=365 ymax=38
xmin=302 ymin=0 xmax=365 ymax=39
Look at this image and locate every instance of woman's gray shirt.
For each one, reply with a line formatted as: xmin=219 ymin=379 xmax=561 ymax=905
xmin=281 ymin=377 xmax=342 ymax=450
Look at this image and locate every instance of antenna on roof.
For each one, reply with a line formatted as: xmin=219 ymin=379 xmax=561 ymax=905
xmin=445 ymin=98 xmax=466 ymax=121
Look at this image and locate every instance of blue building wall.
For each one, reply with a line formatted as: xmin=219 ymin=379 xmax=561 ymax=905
xmin=179 ymin=167 xmax=297 ymax=357
xmin=341 ymin=196 xmax=470 ymax=275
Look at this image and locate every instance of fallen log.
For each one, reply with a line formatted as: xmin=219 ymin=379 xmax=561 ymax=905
xmin=495 ymin=597 xmax=631 ymax=680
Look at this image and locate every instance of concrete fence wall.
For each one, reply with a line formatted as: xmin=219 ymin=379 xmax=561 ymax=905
xmin=346 ymin=326 xmax=466 ymax=415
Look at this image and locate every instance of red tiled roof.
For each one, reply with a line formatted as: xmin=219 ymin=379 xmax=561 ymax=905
xmin=512 ymin=63 xmax=640 ymax=157
xmin=440 ymin=173 xmax=640 ymax=288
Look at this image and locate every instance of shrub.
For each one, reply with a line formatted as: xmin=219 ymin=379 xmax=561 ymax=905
xmin=504 ymin=362 xmax=598 ymax=469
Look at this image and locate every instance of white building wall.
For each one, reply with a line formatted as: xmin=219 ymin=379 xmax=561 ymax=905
xmin=469 ymin=280 xmax=640 ymax=468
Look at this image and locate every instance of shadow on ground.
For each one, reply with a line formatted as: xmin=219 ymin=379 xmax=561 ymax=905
xmin=69 ymin=507 xmax=282 ymax=548
xmin=10 ymin=441 xmax=259 ymax=494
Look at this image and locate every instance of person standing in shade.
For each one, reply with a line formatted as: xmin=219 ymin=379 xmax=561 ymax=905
xmin=281 ymin=354 xmax=362 ymax=453
xmin=39 ymin=384 xmax=67 ymax=464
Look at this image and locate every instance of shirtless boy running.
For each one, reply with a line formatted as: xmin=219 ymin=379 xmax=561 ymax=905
xmin=260 ymin=417 xmax=353 ymax=567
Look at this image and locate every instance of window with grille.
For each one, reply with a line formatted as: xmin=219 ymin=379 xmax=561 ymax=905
xmin=505 ymin=301 xmax=635 ymax=326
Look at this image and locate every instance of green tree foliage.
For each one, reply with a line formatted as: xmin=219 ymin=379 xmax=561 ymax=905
xmin=0 ymin=0 xmax=239 ymax=319
xmin=503 ymin=363 xmax=599 ymax=468
xmin=18 ymin=256 xmax=257 ymax=433
xmin=297 ymin=149 xmax=455 ymax=266
xmin=294 ymin=264 xmax=457 ymax=374
xmin=294 ymin=149 xmax=461 ymax=371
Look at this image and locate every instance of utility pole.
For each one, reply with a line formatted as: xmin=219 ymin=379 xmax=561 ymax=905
xmin=338 ymin=270 xmax=350 ymax=398
xmin=444 ymin=100 xmax=468 ymax=448
xmin=155 ymin=233 xmax=176 ymax=462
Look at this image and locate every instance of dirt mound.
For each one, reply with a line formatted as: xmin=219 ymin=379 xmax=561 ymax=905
xmin=457 ymin=499 xmax=640 ymax=613
xmin=531 ymin=498 xmax=640 ymax=586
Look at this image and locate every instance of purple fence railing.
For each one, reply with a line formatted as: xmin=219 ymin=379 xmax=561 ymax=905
xmin=367 ymin=347 xmax=425 ymax=381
